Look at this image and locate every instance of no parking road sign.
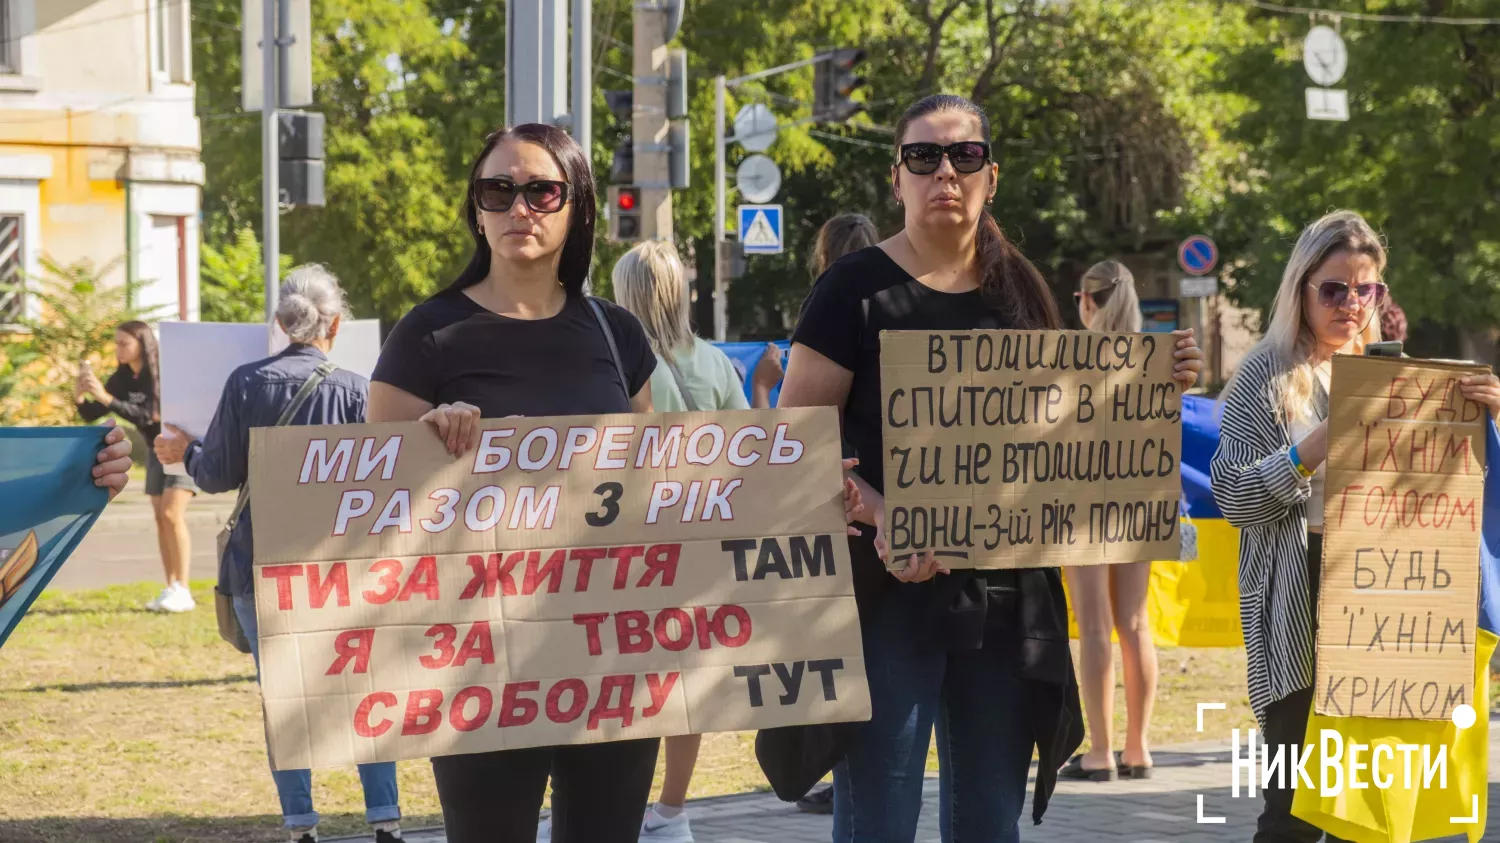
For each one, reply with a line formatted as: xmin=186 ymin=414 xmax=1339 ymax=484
xmin=1178 ymin=235 xmax=1218 ymax=276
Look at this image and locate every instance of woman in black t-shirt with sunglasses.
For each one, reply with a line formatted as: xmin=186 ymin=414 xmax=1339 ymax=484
xmin=369 ymin=124 xmax=657 ymax=843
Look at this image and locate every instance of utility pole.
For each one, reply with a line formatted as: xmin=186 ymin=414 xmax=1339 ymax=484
xmin=571 ymin=0 xmax=591 ymax=163
xmin=633 ymin=2 xmax=671 ymax=240
xmin=261 ymin=0 xmax=279 ymax=324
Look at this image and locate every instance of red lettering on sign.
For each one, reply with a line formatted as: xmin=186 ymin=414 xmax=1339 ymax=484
xmin=639 ymin=544 xmax=680 ymax=588
xmin=307 ymin=562 xmax=350 ymax=608
xmin=401 ymin=689 xmax=444 ymax=736
xmin=609 ymin=546 xmax=645 ymax=590
xmin=363 ymin=559 xmax=403 ymax=604
xmin=326 ymin=628 xmax=374 ymax=675
xmin=354 ymin=691 xmax=397 ymax=737
xmin=262 ymin=564 xmax=305 ymax=610
xmin=448 ymin=687 xmax=493 ymax=732
xmin=573 ymin=612 xmax=609 ymax=656
xmin=644 ymin=671 xmax=680 ymax=717
xmin=453 ymin=621 xmax=495 ymax=666
xmin=499 ymin=681 xmax=541 ymax=727
xmin=546 ymin=678 xmax=588 ymax=723
xmin=397 ymin=555 xmax=440 ymax=602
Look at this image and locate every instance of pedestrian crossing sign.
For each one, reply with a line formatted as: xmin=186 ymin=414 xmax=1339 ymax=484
xmin=737 ymin=204 xmax=784 ymax=255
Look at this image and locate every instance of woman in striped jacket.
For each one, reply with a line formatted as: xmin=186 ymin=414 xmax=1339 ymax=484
xmin=1211 ymin=210 xmax=1500 ymax=842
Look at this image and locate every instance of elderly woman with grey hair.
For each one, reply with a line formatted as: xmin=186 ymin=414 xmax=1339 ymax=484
xmin=154 ymin=265 xmax=404 ymax=843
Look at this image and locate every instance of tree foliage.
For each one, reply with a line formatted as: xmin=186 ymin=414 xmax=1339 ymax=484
xmin=1187 ymin=0 xmax=1500 ymax=342
xmin=200 ymin=227 xmax=293 ymax=323
xmin=192 ymin=0 xmax=1495 ymax=350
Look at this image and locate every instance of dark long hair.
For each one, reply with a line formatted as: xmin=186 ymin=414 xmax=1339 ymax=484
xmin=450 ymin=124 xmax=598 ymax=297
xmin=894 ymin=95 xmax=1061 ymax=330
xmin=116 ymin=320 xmax=160 ymax=405
xmin=810 ymin=213 xmax=878 ymax=278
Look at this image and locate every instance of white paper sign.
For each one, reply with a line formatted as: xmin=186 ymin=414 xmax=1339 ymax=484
xmin=159 ymin=321 xmax=381 ymax=476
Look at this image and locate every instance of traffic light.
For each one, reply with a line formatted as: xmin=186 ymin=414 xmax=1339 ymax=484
xmin=277 ymin=110 xmax=325 ymax=207
xmin=608 ymin=186 xmax=641 ymax=243
xmin=605 ymin=90 xmax=634 ymax=184
xmin=814 ymin=48 xmax=867 ymax=123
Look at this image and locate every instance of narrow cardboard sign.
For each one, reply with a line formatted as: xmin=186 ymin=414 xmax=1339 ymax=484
xmin=1316 ymin=356 xmax=1488 ymax=720
xmin=879 ymin=330 xmax=1182 ymax=570
xmin=247 ymin=408 xmax=870 ymax=770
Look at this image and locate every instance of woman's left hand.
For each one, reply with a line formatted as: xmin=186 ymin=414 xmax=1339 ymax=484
xmin=841 ymin=458 xmax=865 ymax=537
xmin=95 ymin=420 xmax=133 ymax=501
xmin=1170 ymin=328 xmax=1204 ymax=390
xmin=154 ymin=424 xmax=191 ymax=466
xmin=1460 ymin=372 xmax=1500 ymax=418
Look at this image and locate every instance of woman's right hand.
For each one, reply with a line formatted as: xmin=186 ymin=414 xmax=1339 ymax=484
xmin=751 ymin=343 xmax=785 ymax=390
xmin=864 ymin=487 xmax=949 ymax=583
xmin=419 ymin=401 xmax=482 ymax=456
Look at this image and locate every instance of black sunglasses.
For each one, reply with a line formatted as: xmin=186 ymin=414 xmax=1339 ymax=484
xmin=898 ymin=142 xmax=992 ymax=176
xmin=1307 ymin=280 xmax=1387 ymax=309
xmin=473 ymin=178 xmax=571 ymax=214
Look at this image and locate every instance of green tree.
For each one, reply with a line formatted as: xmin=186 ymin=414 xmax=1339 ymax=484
xmin=1194 ymin=0 xmax=1500 ymax=347
xmin=200 ymin=227 xmax=293 ymax=322
xmin=0 ymin=258 xmax=156 ymax=424
xmin=194 ymin=0 xmax=468 ymax=324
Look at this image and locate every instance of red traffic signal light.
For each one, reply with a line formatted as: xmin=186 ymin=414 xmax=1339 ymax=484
xmin=617 ymin=189 xmax=638 ymax=211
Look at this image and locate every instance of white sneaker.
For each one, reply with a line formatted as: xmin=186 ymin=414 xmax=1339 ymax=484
xmin=145 ymin=585 xmax=172 ymax=612
xmin=536 ymin=814 xmax=551 ymax=842
xmin=156 ymin=583 xmax=196 ymax=613
xmin=639 ymin=805 xmax=693 ymax=843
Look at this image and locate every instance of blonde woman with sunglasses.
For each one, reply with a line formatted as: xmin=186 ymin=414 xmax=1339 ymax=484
xmin=1212 ymin=210 xmax=1500 ymax=841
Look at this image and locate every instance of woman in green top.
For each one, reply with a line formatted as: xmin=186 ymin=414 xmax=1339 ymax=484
xmin=613 ymin=239 xmax=780 ymax=413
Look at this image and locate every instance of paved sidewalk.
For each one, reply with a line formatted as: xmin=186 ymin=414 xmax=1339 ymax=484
xmin=330 ymin=730 xmax=1500 ymax=842
xmin=47 ymin=484 xmax=235 ymax=590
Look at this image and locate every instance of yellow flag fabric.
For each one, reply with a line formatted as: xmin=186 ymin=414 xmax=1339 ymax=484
xmin=1290 ymin=629 xmax=1495 ymax=843
xmin=1064 ymin=518 xmax=1244 ymax=648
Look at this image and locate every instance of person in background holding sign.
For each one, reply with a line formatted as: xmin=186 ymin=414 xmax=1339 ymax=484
xmin=1059 ymin=260 xmax=1163 ymax=782
xmin=780 ymin=94 xmax=1205 ymax=841
xmin=154 ymin=268 xmax=404 ymax=843
xmin=75 ymin=320 xmax=198 ymax=614
xmin=368 ymin=124 xmax=660 ymax=843
xmin=1211 ymin=210 xmax=1500 ymax=842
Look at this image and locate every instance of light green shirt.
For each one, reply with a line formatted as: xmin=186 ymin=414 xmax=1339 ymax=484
xmin=650 ymin=336 xmax=751 ymax=412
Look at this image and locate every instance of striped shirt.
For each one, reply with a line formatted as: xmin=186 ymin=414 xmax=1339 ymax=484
xmin=1209 ymin=347 xmax=1325 ymax=724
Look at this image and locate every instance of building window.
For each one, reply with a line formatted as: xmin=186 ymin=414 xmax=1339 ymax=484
xmin=0 ymin=215 xmax=24 ymax=326
xmin=150 ymin=0 xmax=191 ymax=85
xmin=0 ymin=1 xmax=17 ymax=75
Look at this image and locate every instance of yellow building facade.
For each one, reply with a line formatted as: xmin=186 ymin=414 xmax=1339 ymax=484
xmin=0 ymin=0 xmax=202 ymax=329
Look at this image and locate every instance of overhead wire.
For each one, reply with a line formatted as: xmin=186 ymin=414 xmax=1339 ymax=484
xmin=1233 ymin=0 xmax=1500 ymax=26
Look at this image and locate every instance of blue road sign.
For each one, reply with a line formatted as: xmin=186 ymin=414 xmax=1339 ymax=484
xmin=1178 ymin=235 xmax=1218 ymax=276
xmin=738 ymin=205 xmax=784 ymax=255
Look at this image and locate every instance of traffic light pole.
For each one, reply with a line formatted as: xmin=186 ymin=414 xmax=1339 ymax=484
xmin=633 ymin=2 xmax=672 ymax=241
xmin=711 ymin=54 xmax=831 ymax=342
xmin=261 ymin=0 xmax=280 ymax=324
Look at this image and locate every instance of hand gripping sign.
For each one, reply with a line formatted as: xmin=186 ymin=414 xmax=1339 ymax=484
xmin=247 ymin=407 xmax=870 ymax=770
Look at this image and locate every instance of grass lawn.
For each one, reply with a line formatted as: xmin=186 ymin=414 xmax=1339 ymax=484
xmin=3 ymin=582 xmax=1269 ymax=842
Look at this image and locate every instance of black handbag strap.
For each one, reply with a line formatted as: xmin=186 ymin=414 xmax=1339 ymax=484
xmin=586 ymin=296 xmax=631 ymax=402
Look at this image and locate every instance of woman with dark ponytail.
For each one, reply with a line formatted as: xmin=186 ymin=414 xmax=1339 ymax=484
xmin=779 ymin=94 xmax=1204 ymax=841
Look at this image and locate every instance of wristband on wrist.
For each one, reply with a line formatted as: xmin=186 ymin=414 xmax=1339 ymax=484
xmin=1289 ymin=444 xmax=1314 ymax=479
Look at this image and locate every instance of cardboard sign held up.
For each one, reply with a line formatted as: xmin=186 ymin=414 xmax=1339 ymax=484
xmin=880 ymin=330 xmax=1182 ymax=570
xmin=247 ymin=408 xmax=869 ymax=770
xmin=1316 ymin=356 xmax=1489 ymax=720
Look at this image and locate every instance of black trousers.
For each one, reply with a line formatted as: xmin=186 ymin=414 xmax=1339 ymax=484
xmin=432 ymin=738 xmax=660 ymax=843
xmin=1255 ymin=533 xmax=1347 ymax=843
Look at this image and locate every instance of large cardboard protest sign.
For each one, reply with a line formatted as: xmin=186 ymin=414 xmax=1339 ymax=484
xmin=880 ymin=330 xmax=1182 ymax=570
xmin=247 ymin=408 xmax=869 ymax=769
xmin=1316 ymin=356 xmax=1489 ymax=720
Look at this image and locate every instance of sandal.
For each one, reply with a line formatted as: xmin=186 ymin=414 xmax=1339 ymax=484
xmin=1059 ymin=753 xmax=1118 ymax=782
xmin=1118 ymin=757 xmax=1154 ymax=779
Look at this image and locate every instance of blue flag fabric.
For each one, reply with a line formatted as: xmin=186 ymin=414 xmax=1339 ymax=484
xmin=717 ymin=340 xmax=790 ymax=406
xmin=0 ymin=427 xmax=110 ymax=649
xmin=1478 ymin=420 xmax=1500 ymax=635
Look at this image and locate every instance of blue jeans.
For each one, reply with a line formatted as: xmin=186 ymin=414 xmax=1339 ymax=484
xmin=832 ymin=581 xmax=1032 ymax=843
xmin=234 ymin=594 xmax=401 ymax=829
